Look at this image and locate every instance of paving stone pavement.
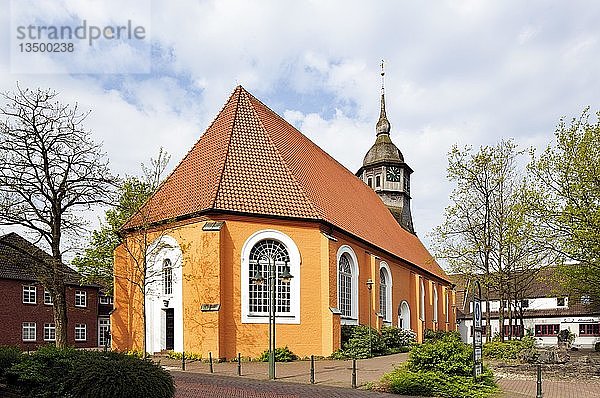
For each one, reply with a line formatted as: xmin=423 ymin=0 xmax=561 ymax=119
xmin=173 ymin=371 xmax=407 ymax=398
xmin=496 ymin=377 xmax=600 ymax=398
xmin=159 ymin=353 xmax=600 ymax=397
xmin=159 ymin=353 xmax=410 ymax=389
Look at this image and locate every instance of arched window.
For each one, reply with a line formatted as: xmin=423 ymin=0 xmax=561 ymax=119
xmin=162 ymin=258 xmax=173 ymax=295
xmin=248 ymin=239 xmax=290 ymax=314
xmin=398 ymin=301 xmax=411 ymax=331
xmin=420 ymin=278 xmax=425 ymax=321
xmin=433 ymin=284 xmax=438 ymax=323
xmin=337 ymin=246 xmax=359 ymax=324
xmin=379 ymin=262 xmax=392 ymax=324
xmin=241 ymin=230 xmax=301 ymax=324
xmin=338 ymin=254 xmax=352 ymax=317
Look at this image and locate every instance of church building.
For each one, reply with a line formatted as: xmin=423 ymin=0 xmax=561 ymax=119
xmin=112 ymin=79 xmax=456 ymax=359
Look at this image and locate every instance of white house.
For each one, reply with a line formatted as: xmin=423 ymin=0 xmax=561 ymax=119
xmin=452 ymin=269 xmax=600 ymax=349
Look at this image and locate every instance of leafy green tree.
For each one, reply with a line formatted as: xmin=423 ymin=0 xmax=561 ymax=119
xmin=528 ymin=108 xmax=600 ymax=307
xmin=73 ymin=178 xmax=154 ymax=292
xmin=432 ymin=140 xmax=550 ymax=340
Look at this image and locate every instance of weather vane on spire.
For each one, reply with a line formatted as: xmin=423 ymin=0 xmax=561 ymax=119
xmin=380 ymin=59 xmax=385 ymax=94
xmin=376 ymin=59 xmax=390 ymax=136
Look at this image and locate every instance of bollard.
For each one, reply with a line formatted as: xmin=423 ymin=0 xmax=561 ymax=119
xmin=310 ymin=355 xmax=315 ymax=384
xmin=536 ymin=364 xmax=542 ymax=398
xmin=237 ymin=353 xmax=242 ymax=376
xmin=351 ymin=358 xmax=357 ymax=389
xmin=182 ymin=351 xmax=186 ymax=371
xmin=209 ymin=352 xmax=214 ymax=373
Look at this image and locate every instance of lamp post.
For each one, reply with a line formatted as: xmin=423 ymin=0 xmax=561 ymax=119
xmin=252 ymin=258 xmax=293 ymax=380
xmin=366 ymin=278 xmax=374 ymax=357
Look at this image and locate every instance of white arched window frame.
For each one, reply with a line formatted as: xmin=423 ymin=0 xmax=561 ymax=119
xmin=162 ymin=258 xmax=173 ymax=295
xmin=241 ymin=230 xmax=301 ymax=324
xmin=419 ymin=277 xmax=425 ymax=321
xmin=145 ymin=235 xmax=183 ymax=353
xmin=398 ymin=301 xmax=411 ymax=331
xmin=379 ymin=262 xmax=392 ymax=324
xmin=433 ymin=284 xmax=439 ymax=323
xmin=337 ymin=245 xmax=359 ymax=325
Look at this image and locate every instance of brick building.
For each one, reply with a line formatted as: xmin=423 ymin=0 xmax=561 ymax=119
xmin=0 ymin=232 xmax=105 ymax=349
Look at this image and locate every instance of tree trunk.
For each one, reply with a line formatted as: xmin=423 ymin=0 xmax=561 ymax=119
xmin=53 ymin=278 xmax=68 ymax=348
xmin=499 ymin=298 xmax=505 ymax=342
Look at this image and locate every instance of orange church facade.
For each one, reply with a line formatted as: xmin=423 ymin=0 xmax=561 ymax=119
xmin=112 ymin=86 xmax=456 ymax=359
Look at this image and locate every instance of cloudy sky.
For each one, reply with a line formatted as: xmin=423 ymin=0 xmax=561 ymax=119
xmin=2 ymin=0 xmax=600 ymax=258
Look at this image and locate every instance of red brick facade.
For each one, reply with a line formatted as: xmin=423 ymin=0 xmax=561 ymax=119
xmin=0 ymin=279 xmax=100 ymax=349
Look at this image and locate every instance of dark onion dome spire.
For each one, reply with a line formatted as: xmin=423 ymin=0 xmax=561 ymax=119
xmin=363 ymin=60 xmax=404 ymax=166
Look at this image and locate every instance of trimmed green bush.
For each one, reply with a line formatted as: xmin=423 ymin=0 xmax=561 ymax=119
xmin=258 ymin=346 xmax=297 ymax=362
xmin=342 ymin=325 xmax=387 ymax=358
xmin=381 ymin=335 xmax=497 ymax=398
xmin=6 ymin=346 xmax=174 ymax=398
xmin=334 ymin=326 xmax=415 ymax=359
xmin=166 ymin=351 xmax=202 ymax=360
xmin=0 ymin=346 xmax=21 ymax=378
xmin=408 ymin=332 xmax=473 ymax=376
xmin=424 ymin=329 xmax=461 ymax=342
xmin=381 ymin=326 xmax=416 ymax=352
xmin=383 ymin=367 xmax=498 ymax=398
xmin=483 ymin=336 xmax=536 ymax=362
xmin=383 ymin=367 xmax=439 ymax=396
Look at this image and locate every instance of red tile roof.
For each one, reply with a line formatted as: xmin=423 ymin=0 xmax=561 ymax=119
xmin=126 ymin=86 xmax=449 ymax=281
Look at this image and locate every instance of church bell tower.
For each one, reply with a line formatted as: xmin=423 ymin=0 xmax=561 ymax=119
xmin=356 ymin=62 xmax=415 ymax=233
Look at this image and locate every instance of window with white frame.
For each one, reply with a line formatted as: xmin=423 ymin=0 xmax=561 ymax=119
xmin=75 ymin=324 xmax=87 ymax=341
xmin=241 ymin=230 xmax=301 ymax=324
xmin=433 ymin=284 xmax=438 ymax=323
xmin=162 ymin=258 xmax=173 ymax=295
xmin=379 ymin=263 xmax=392 ymax=324
xmin=75 ymin=290 xmax=87 ymax=307
xmin=22 ymin=285 xmax=36 ymax=304
xmin=99 ymin=295 xmax=113 ymax=305
xmin=337 ymin=246 xmax=359 ymax=323
xmin=98 ymin=318 xmax=111 ymax=346
xmin=248 ymin=239 xmax=291 ymax=314
xmin=44 ymin=323 xmax=56 ymax=341
xmin=44 ymin=289 xmax=53 ymax=305
xmin=419 ymin=278 xmax=425 ymax=321
xmin=22 ymin=322 xmax=36 ymax=341
xmin=338 ymin=254 xmax=352 ymax=317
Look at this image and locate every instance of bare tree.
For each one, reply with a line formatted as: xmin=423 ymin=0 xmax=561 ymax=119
xmin=0 ymin=85 xmax=115 ymax=348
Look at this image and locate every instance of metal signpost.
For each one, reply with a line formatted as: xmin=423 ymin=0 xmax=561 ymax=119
xmin=472 ymin=280 xmax=483 ymax=379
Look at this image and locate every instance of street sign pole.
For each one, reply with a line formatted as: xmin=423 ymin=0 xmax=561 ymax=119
xmin=472 ymin=280 xmax=483 ymax=380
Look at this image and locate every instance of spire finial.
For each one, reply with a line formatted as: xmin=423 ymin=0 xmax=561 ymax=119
xmin=376 ymin=59 xmax=391 ymax=135
xmin=381 ymin=59 xmax=385 ymax=94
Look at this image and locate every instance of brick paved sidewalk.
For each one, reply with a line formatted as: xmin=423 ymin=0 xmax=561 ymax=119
xmin=496 ymin=378 xmax=600 ymax=398
xmin=159 ymin=353 xmax=600 ymax=397
xmin=159 ymin=352 xmax=409 ymax=389
xmin=173 ymin=371 xmax=406 ymax=398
